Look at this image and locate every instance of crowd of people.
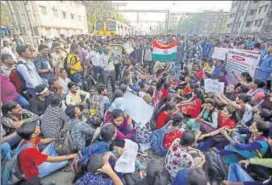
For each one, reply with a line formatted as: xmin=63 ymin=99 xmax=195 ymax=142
xmin=1 ymin=33 xmax=272 ymax=185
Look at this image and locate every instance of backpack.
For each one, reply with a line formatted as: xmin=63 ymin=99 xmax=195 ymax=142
xmin=54 ymin=121 xmax=77 ymax=155
xmin=9 ymin=61 xmax=28 ymax=94
xmin=150 ymin=122 xmax=176 ymax=156
xmin=64 ymin=54 xmax=78 ymax=78
xmin=1 ymin=142 xmax=33 ymax=185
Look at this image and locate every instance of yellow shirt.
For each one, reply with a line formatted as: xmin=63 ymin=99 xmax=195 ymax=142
xmin=67 ymin=53 xmax=82 ymax=74
xmin=204 ymin=65 xmax=215 ymax=74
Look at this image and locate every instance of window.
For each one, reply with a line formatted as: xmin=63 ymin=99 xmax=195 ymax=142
xmin=39 ymin=5 xmax=47 ymax=15
xmin=52 ymin=8 xmax=58 ymax=17
xmin=257 ymin=19 xmax=264 ymax=26
xmin=62 ymin=11 xmax=66 ymax=19
xmin=78 ymin=15 xmax=81 ymax=21
xmin=238 ymin=22 xmax=241 ymax=28
xmin=71 ymin=14 xmax=74 ymax=19
xmin=249 ymin=9 xmax=256 ymax=15
xmin=258 ymin=7 xmax=262 ymax=14
xmin=241 ymin=11 xmax=245 ymax=16
xmin=254 ymin=20 xmax=258 ymax=26
xmin=245 ymin=21 xmax=252 ymax=27
xmin=264 ymin=5 xmax=269 ymax=12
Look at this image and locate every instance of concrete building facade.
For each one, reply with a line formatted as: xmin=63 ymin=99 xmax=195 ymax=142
xmin=225 ymin=1 xmax=272 ymax=35
xmin=6 ymin=1 xmax=88 ymax=45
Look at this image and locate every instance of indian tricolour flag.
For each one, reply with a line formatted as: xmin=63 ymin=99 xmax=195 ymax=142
xmin=152 ymin=39 xmax=177 ymax=62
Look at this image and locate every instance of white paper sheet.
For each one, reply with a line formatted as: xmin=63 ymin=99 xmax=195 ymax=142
xmin=123 ymin=92 xmax=154 ymax=128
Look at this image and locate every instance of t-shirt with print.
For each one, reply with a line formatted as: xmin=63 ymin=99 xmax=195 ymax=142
xmin=165 ymin=138 xmax=194 ymax=178
xmin=19 ymin=138 xmax=48 ymax=180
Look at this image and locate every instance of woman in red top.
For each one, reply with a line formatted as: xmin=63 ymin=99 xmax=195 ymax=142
xmin=177 ymin=88 xmax=203 ymax=118
xmin=199 ymin=105 xmax=236 ymax=140
xmin=155 ymin=102 xmax=176 ymax=129
xmin=17 ymin=121 xmax=76 ymax=182
xmin=163 ymin=114 xmax=183 ymax=149
xmin=160 ymin=82 xmax=171 ymax=100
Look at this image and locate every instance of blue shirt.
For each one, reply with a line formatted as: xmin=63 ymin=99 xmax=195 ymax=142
xmin=211 ymin=65 xmax=223 ymax=79
xmin=17 ymin=58 xmax=44 ymax=89
xmin=255 ymin=55 xmax=272 ymax=81
xmin=34 ymin=56 xmax=54 ymax=80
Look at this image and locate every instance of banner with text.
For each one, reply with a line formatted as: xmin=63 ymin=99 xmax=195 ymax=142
xmin=211 ymin=47 xmax=230 ymax=61
xmin=225 ymin=49 xmax=261 ymax=84
xmin=204 ymin=78 xmax=225 ymax=94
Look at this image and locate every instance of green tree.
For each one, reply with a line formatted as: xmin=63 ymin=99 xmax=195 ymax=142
xmin=1 ymin=2 xmax=11 ymax=26
xmin=82 ymin=1 xmax=126 ymax=32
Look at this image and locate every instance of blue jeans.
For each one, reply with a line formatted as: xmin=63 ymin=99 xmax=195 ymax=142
xmin=14 ymin=95 xmax=30 ymax=109
xmin=93 ymin=66 xmax=104 ymax=81
xmin=38 ymin=142 xmax=68 ymax=178
xmin=1 ymin=142 xmax=12 ymax=160
xmin=71 ymin=73 xmax=82 ymax=87
xmin=8 ymin=135 xmax=22 ymax=148
xmin=227 ymin=163 xmax=254 ymax=182
xmin=174 ymin=63 xmax=181 ymax=80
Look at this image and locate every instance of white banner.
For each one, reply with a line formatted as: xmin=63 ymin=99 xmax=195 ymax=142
xmin=211 ymin=47 xmax=230 ymax=61
xmin=123 ymin=92 xmax=154 ymax=128
xmin=123 ymin=41 xmax=134 ymax=55
xmin=225 ymin=49 xmax=261 ymax=84
xmin=204 ymin=78 xmax=225 ymax=94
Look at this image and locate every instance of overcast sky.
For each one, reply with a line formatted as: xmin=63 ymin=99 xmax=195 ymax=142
xmin=113 ymin=1 xmax=232 ymax=32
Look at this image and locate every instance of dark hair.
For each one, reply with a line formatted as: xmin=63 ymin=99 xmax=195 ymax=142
xmin=163 ymin=82 xmax=170 ymax=90
xmin=167 ymin=113 xmax=183 ymax=127
xmin=241 ymin=72 xmax=252 ymax=82
xmin=111 ymin=109 xmax=124 ymax=121
xmin=97 ymin=84 xmax=106 ymax=94
xmin=2 ymin=101 xmax=20 ymax=117
xmin=16 ymin=45 xmax=30 ymax=56
xmin=100 ymin=124 xmax=116 ymax=142
xmin=70 ymin=43 xmax=79 ymax=52
xmin=255 ymin=120 xmax=270 ymax=137
xmin=139 ymin=81 xmax=148 ymax=89
xmin=193 ymin=88 xmax=203 ymax=101
xmin=38 ymin=44 xmax=49 ymax=52
xmin=65 ymin=106 xmax=77 ymax=119
xmin=238 ymin=93 xmax=251 ymax=103
xmin=254 ymin=42 xmax=261 ymax=49
xmin=1 ymin=53 xmax=12 ymax=61
xmin=205 ymin=98 xmax=215 ymax=107
xmin=113 ymin=89 xmax=123 ymax=101
xmin=68 ymin=82 xmax=77 ymax=89
xmin=259 ymin=109 xmax=272 ymax=121
xmin=253 ymin=79 xmax=266 ymax=88
xmin=157 ymin=94 xmax=172 ymax=110
xmin=123 ymin=69 xmax=131 ymax=78
xmin=50 ymin=93 xmax=62 ymax=107
xmin=155 ymin=102 xmax=175 ymax=121
xmin=123 ymin=77 xmax=131 ymax=86
xmin=119 ymin=84 xmax=127 ymax=93
xmin=180 ymin=129 xmax=195 ymax=146
xmin=187 ymin=168 xmax=208 ymax=185
xmin=16 ymin=121 xmax=37 ymax=140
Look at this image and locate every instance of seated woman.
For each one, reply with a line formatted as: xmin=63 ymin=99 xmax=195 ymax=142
xmin=75 ymin=152 xmax=123 ymax=185
xmin=1 ymin=101 xmax=39 ymax=147
xmin=198 ymin=105 xmax=236 ymax=151
xmin=165 ymin=130 xmax=205 ymax=179
xmin=65 ymin=106 xmax=95 ymax=150
xmin=219 ymin=120 xmax=270 ymax=166
xmin=41 ymin=94 xmax=69 ymax=139
xmin=106 ymin=109 xmax=136 ymax=141
xmin=194 ymin=99 xmax=218 ymax=141
xmin=104 ymin=96 xmax=125 ymax=122
xmin=177 ymin=88 xmax=203 ymax=119
xmin=216 ymin=93 xmax=253 ymax=126
xmin=155 ymin=102 xmax=176 ymax=129
xmin=71 ymin=123 xmax=117 ymax=172
xmin=15 ymin=121 xmax=75 ymax=183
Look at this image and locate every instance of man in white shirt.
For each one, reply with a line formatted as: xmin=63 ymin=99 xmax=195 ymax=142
xmin=87 ymin=44 xmax=103 ymax=81
xmin=101 ymin=48 xmax=116 ymax=92
xmin=57 ymin=68 xmax=71 ymax=96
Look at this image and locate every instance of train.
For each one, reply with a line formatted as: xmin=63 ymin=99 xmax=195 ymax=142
xmin=94 ymin=19 xmax=139 ymax=36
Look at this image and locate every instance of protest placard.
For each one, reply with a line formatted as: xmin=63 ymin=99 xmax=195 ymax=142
xmin=211 ymin=47 xmax=230 ymax=60
xmin=123 ymin=92 xmax=154 ymax=128
xmin=204 ymin=78 xmax=224 ymax=94
xmin=123 ymin=41 xmax=134 ymax=55
xmin=225 ymin=49 xmax=261 ymax=84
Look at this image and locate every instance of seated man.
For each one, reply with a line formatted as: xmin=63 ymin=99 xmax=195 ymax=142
xmin=66 ymin=82 xmax=91 ymax=109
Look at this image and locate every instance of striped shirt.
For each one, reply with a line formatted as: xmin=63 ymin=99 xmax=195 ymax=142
xmin=40 ymin=105 xmax=69 ymax=138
